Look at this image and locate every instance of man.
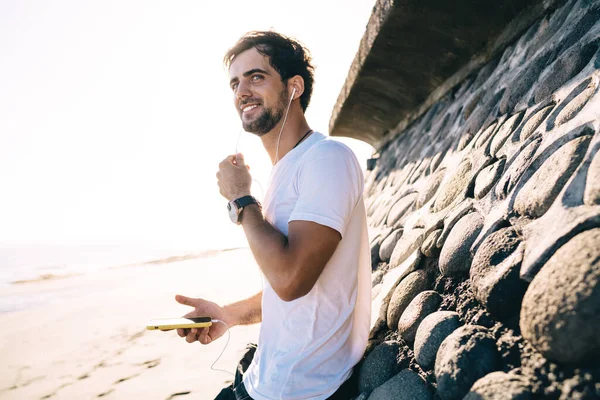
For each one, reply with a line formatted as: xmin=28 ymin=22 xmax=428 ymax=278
xmin=175 ymin=31 xmax=371 ymax=400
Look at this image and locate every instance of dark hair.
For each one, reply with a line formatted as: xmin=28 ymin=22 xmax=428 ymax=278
xmin=224 ymin=31 xmax=315 ymax=112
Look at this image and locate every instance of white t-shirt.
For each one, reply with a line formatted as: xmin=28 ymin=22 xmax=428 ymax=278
xmin=243 ymin=132 xmax=371 ymax=400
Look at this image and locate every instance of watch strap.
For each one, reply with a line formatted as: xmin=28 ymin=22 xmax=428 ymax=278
xmin=233 ymin=195 xmax=261 ymax=210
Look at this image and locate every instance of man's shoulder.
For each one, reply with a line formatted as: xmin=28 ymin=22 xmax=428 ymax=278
xmin=303 ymin=135 xmax=358 ymax=164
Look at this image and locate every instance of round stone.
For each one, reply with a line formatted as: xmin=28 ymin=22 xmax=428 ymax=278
xmin=389 ymin=228 xmax=427 ymax=269
xmin=433 ymin=159 xmax=473 ymax=212
xmin=387 ymin=270 xmax=430 ymax=329
xmin=398 ymin=290 xmax=442 ymax=343
xmin=435 ymin=325 xmax=500 ymax=400
xmin=372 ymin=270 xmax=384 ymax=287
xmin=387 ymin=193 xmax=418 ymax=227
xmin=358 ymin=341 xmax=402 ymax=394
xmin=584 ymin=148 xmax=600 ymax=206
xmin=367 ymin=369 xmax=432 ymax=400
xmin=470 ymin=227 xmax=528 ymax=319
xmin=513 ymin=135 xmax=591 ymax=218
xmin=414 ymin=311 xmax=461 ymax=369
xmin=421 ymin=229 xmax=443 ymax=258
xmin=494 ymin=137 xmax=541 ymax=200
xmin=519 ymin=105 xmax=553 ymax=142
xmin=520 ymin=228 xmax=600 ymax=364
xmin=463 ymin=371 xmax=532 ymax=400
xmin=554 ymin=77 xmax=597 ymax=127
xmin=474 ymin=158 xmax=506 ymax=200
xmin=379 ymin=229 xmax=403 ymax=262
xmin=439 ymin=213 xmax=484 ymax=277
xmin=416 ymin=169 xmax=445 ymax=208
xmin=489 ymin=112 xmax=524 ymax=157
xmin=475 ymin=122 xmax=497 ymax=149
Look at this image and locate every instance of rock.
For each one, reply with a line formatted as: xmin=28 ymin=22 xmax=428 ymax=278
xmin=358 ymin=341 xmax=401 ymax=394
xmin=398 ymin=290 xmax=442 ymax=343
xmin=465 ymin=90 xmax=504 ymax=137
xmin=370 ymin=242 xmax=382 ymax=270
xmin=433 ymin=159 xmax=473 ymax=212
xmin=554 ymin=76 xmax=598 ymax=127
xmin=474 ymin=122 xmax=498 ymax=149
xmin=532 ymin=41 xmax=598 ymax=105
xmin=498 ymin=48 xmax=555 ymax=114
xmin=435 ymin=325 xmax=500 ymax=400
xmin=372 ymin=283 xmax=382 ymax=299
xmin=463 ymin=371 xmax=532 ymax=400
xmin=519 ymin=105 xmax=553 ymax=142
xmin=513 ymin=135 xmax=592 ymax=218
xmin=494 ymin=137 xmax=542 ymax=200
xmin=416 ymin=169 xmax=445 ymax=208
xmin=387 ymin=270 xmax=430 ymax=329
xmin=439 ymin=212 xmax=484 ymax=276
xmin=458 ymin=133 xmax=474 ymax=151
xmin=389 ymin=228 xmax=427 ymax=269
xmin=475 ymin=158 xmax=506 ymax=199
xmin=489 ymin=112 xmax=524 ymax=157
xmin=584 ymin=148 xmax=600 ymax=205
xmin=355 ymin=393 xmax=369 ymax=400
xmin=372 ymin=270 xmax=384 ymax=287
xmin=421 ymin=229 xmax=443 ymax=257
xmin=367 ymin=369 xmax=432 ymax=400
xmin=520 ymin=228 xmax=600 ymax=364
xmin=414 ymin=311 xmax=461 ymax=369
xmin=379 ymin=229 xmax=403 ymax=262
xmin=387 ymin=193 xmax=418 ymax=227
xmin=470 ymin=227 xmax=529 ymax=319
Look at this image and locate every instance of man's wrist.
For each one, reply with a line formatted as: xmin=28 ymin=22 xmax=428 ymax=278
xmin=229 ymin=192 xmax=251 ymax=202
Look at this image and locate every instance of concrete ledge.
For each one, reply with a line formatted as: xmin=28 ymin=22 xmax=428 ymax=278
xmin=329 ymin=0 xmax=550 ymax=146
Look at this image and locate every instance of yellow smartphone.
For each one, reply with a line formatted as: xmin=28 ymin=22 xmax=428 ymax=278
xmin=146 ymin=316 xmax=212 ymax=331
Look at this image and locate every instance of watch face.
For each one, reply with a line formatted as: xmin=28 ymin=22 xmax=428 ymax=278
xmin=227 ymin=201 xmax=239 ymax=224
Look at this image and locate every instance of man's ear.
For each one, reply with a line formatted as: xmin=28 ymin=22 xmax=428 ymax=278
xmin=288 ymin=76 xmax=305 ymax=100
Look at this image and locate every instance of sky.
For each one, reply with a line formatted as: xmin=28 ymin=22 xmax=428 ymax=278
xmin=0 ymin=0 xmax=376 ymax=252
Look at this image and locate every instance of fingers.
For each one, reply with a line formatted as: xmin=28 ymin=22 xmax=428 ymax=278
xmin=177 ymin=328 xmax=187 ymax=338
xmin=234 ymin=153 xmax=245 ymax=167
xmin=185 ymin=329 xmax=198 ymax=343
xmin=175 ymin=294 xmax=196 ymax=307
xmin=198 ymin=327 xmax=212 ymax=345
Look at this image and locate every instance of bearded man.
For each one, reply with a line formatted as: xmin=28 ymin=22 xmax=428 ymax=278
xmin=175 ymin=31 xmax=371 ymax=400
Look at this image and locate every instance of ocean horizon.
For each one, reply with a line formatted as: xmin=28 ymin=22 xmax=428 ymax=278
xmin=0 ymin=240 xmax=240 ymax=287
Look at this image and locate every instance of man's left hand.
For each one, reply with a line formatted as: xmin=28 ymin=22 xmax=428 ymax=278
xmin=217 ymin=153 xmax=252 ymax=201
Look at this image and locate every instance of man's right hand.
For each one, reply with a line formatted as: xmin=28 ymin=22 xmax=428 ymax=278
xmin=175 ymin=294 xmax=230 ymax=345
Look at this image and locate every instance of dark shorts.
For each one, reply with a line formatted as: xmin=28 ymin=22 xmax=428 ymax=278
xmin=214 ymin=343 xmax=358 ymax=400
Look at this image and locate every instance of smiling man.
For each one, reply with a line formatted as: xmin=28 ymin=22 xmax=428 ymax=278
xmin=175 ymin=31 xmax=371 ymax=400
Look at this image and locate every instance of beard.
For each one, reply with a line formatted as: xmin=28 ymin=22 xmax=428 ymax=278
xmin=242 ymin=88 xmax=288 ymax=136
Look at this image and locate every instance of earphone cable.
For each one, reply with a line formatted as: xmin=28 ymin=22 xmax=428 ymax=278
xmin=209 ymin=319 xmax=235 ymax=377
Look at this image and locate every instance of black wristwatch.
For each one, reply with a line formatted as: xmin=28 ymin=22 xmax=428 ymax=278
xmin=227 ymin=195 xmax=262 ymax=225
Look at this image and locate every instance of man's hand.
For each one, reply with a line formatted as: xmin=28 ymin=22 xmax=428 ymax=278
xmin=175 ymin=294 xmax=230 ymax=345
xmin=217 ymin=153 xmax=252 ymax=201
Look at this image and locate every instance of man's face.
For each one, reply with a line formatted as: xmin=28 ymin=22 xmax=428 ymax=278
xmin=229 ymin=47 xmax=289 ymax=136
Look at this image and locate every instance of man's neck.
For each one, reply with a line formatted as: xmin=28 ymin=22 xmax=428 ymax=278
xmin=261 ymin=114 xmax=311 ymax=165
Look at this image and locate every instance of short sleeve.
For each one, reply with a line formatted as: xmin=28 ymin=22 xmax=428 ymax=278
xmin=289 ymin=141 xmax=364 ymax=237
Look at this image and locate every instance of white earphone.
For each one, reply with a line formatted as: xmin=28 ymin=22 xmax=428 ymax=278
xmin=291 ymin=86 xmax=297 ymax=101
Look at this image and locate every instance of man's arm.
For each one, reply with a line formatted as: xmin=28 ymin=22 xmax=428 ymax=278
xmin=217 ymin=152 xmax=348 ymax=302
xmin=240 ymin=207 xmax=340 ymax=302
xmin=222 ymin=291 xmax=263 ymax=326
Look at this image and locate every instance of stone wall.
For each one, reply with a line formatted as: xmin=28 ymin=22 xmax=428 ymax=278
xmin=359 ymin=0 xmax=600 ymax=398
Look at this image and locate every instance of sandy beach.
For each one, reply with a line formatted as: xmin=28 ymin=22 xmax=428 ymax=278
xmin=0 ymin=248 xmax=263 ymax=399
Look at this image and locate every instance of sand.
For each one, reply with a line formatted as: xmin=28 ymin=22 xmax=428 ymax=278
xmin=0 ymin=248 xmax=263 ymax=399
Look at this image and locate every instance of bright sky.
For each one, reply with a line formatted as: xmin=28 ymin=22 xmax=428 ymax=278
xmin=0 ymin=0 xmax=375 ymax=252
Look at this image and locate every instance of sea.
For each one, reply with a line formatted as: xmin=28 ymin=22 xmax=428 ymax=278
xmin=0 ymin=241 xmax=225 ymax=287
xmin=0 ymin=241 xmax=233 ymax=314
